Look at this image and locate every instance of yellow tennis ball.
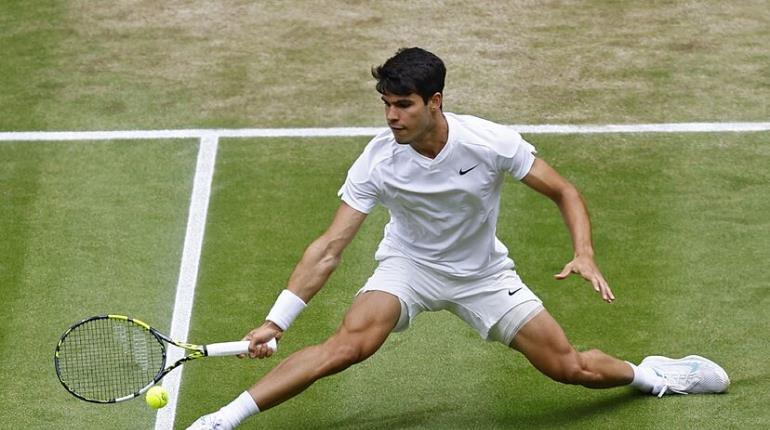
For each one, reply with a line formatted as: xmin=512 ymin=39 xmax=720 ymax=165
xmin=145 ymin=386 xmax=169 ymax=409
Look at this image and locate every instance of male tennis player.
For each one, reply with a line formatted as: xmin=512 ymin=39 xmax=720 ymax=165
xmin=188 ymin=47 xmax=729 ymax=429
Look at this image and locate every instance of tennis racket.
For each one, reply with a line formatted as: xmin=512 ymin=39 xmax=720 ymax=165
xmin=54 ymin=314 xmax=276 ymax=404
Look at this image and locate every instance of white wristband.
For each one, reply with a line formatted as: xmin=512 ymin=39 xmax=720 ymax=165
xmin=265 ymin=289 xmax=307 ymax=331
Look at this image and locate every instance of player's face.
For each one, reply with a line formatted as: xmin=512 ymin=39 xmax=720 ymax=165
xmin=381 ymin=93 xmax=434 ymax=145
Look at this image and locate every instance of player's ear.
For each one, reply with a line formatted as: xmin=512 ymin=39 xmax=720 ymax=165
xmin=429 ymin=92 xmax=442 ymax=111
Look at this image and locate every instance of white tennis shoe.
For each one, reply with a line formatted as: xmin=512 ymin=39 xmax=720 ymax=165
xmin=639 ymin=355 xmax=730 ymax=397
xmin=186 ymin=412 xmax=232 ymax=430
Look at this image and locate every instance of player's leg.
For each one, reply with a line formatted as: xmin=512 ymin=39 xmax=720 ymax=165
xmin=508 ymin=309 xmax=633 ymax=388
xmin=448 ymin=268 xmax=729 ymax=396
xmin=506 ymin=309 xmax=730 ymax=395
xmin=470 ymin=271 xmax=644 ymax=390
xmin=448 ymin=270 xmax=641 ymax=390
xmin=187 ymin=290 xmax=401 ymax=429
xmin=249 ymin=290 xmax=401 ymax=409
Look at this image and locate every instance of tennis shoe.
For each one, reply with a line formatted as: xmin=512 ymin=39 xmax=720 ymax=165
xmin=186 ymin=412 xmax=233 ymax=430
xmin=639 ymin=355 xmax=730 ymax=397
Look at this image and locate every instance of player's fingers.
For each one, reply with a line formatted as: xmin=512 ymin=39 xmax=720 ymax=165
xmin=593 ymin=275 xmax=612 ymax=303
xmin=603 ymin=289 xmax=613 ymax=303
xmin=253 ymin=339 xmax=272 ymax=359
xmin=237 ymin=331 xmax=256 ymax=359
xmin=246 ymin=337 xmax=259 ymax=359
xmin=247 ymin=334 xmax=270 ymax=358
xmin=554 ymin=263 xmax=573 ymax=280
xmin=602 ymin=278 xmax=615 ymax=303
xmin=589 ymin=275 xmax=604 ymax=297
xmin=261 ymin=342 xmax=274 ymax=358
xmin=250 ymin=342 xmax=263 ymax=359
xmin=248 ymin=338 xmax=278 ymax=359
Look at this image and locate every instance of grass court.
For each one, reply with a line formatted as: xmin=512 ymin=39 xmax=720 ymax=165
xmin=1 ymin=1 xmax=768 ymax=429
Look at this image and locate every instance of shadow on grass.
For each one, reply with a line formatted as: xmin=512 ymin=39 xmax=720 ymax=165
xmin=317 ymin=390 xmax=641 ymax=429
xmin=316 ymin=403 xmax=456 ymax=430
xmin=502 ymin=390 xmax=641 ymax=429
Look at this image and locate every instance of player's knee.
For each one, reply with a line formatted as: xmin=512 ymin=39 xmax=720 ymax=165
xmin=315 ymin=339 xmax=367 ymax=376
xmin=331 ymin=342 xmax=365 ymax=367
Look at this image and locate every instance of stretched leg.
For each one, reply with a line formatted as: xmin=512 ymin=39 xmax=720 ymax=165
xmin=510 ymin=309 xmax=633 ymax=388
xmin=249 ymin=290 xmax=401 ymax=409
xmin=188 ymin=291 xmax=401 ymax=429
xmin=186 ymin=291 xmax=400 ymax=429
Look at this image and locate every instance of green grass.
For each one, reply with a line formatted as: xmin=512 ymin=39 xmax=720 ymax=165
xmin=174 ymin=134 xmax=770 ymax=429
xmin=1 ymin=1 xmax=769 ymax=429
xmin=0 ymin=140 xmax=197 ymax=428
xmin=2 ymin=136 xmax=768 ymax=429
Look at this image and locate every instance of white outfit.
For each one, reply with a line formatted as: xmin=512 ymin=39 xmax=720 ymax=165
xmin=338 ymin=113 xmax=542 ymax=343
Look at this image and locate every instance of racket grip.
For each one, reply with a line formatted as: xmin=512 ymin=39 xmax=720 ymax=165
xmin=207 ymin=338 xmax=277 ymax=357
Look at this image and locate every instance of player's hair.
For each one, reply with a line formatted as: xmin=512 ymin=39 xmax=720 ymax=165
xmin=372 ymin=47 xmax=446 ymax=106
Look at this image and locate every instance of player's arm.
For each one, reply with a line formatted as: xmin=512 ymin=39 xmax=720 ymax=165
xmin=285 ymin=201 xmax=367 ymax=302
xmin=243 ymin=202 xmax=368 ymax=357
xmin=520 ymin=158 xmax=615 ymax=303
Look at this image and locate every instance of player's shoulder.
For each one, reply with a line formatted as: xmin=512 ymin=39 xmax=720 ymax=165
xmin=446 ymin=113 xmax=526 ymax=157
xmin=359 ymin=128 xmax=399 ymax=163
xmin=348 ymin=128 xmax=399 ymax=178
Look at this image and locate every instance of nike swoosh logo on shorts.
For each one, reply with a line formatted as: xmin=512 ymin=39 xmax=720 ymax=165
xmin=508 ymin=288 xmax=522 ymax=296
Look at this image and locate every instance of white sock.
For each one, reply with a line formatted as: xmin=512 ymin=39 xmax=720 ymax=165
xmin=218 ymin=391 xmax=260 ymax=428
xmin=627 ymin=361 xmax=662 ymax=393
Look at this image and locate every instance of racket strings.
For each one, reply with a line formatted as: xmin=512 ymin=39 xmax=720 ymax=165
xmin=57 ymin=317 xmax=164 ymax=402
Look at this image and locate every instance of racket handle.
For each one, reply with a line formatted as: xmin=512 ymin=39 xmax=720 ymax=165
xmin=206 ymin=338 xmax=277 ymax=357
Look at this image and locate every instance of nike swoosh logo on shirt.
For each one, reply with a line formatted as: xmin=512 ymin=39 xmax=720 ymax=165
xmin=459 ymin=164 xmax=479 ymax=175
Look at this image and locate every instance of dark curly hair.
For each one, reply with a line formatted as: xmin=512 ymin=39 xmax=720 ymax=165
xmin=372 ymin=47 xmax=446 ymax=106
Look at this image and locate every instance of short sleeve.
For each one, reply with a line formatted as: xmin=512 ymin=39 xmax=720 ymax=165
xmin=498 ymin=134 xmax=537 ymax=180
xmin=337 ymin=152 xmax=380 ymax=214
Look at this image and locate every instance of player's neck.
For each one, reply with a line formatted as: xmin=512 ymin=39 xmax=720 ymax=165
xmin=410 ymin=112 xmax=448 ymax=159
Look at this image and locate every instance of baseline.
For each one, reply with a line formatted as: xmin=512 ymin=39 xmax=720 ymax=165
xmin=0 ymin=122 xmax=769 ymax=142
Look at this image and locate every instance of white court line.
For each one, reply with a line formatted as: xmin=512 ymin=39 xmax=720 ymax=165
xmin=0 ymin=122 xmax=769 ymax=142
xmin=154 ymin=135 xmax=219 ymax=430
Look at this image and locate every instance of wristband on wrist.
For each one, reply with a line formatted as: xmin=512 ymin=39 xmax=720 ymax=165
xmin=265 ymin=289 xmax=307 ymax=331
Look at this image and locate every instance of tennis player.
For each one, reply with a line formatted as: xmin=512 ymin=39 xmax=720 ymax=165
xmin=188 ymin=47 xmax=729 ymax=429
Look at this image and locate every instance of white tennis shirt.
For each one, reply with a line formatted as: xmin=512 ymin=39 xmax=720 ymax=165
xmin=338 ymin=113 xmax=536 ymax=279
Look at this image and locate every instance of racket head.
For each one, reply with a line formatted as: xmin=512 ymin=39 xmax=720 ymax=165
xmin=54 ymin=315 xmax=167 ymax=403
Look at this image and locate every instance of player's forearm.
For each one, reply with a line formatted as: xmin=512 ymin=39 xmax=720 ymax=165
xmin=263 ymin=237 xmax=340 ymax=333
xmin=285 ymin=235 xmax=343 ymax=303
xmin=555 ymin=184 xmax=595 ymax=258
xmin=264 ymin=203 xmax=364 ymax=333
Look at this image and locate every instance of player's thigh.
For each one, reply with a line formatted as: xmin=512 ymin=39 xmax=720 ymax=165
xmin=333 ymin=290 xmax=401 ymax=357
xmin=509 ymin=309 xmax=577 ymax=374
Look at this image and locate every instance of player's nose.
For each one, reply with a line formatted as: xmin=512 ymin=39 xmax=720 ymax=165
xmin=385 ymin=106 xmax=399 ymax=123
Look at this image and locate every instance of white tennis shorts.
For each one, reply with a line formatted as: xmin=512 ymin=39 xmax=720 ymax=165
xmin=357 ymin=256 xmax=544 ymax=345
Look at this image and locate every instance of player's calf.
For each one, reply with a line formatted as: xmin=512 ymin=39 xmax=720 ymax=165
xmin=540 ymin=348 xmax=632 ymax=388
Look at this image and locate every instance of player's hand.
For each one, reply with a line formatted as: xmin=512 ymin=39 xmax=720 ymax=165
xmin=555 ymin=255 xmax=615 ymax=303
xmin=240 ymin=321 xmax=283 ymax=359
